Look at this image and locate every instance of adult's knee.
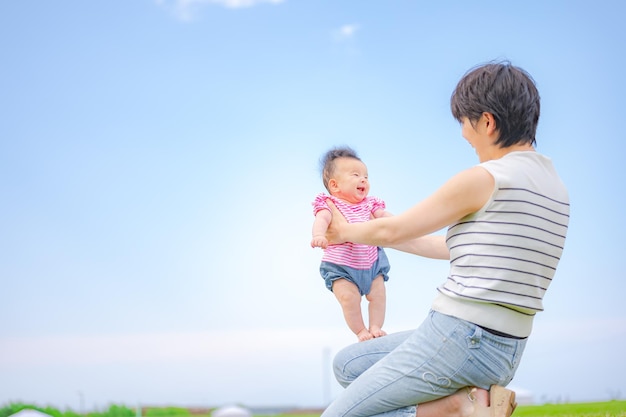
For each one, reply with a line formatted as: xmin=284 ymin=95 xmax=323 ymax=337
xmin=332 ymin=345 xmax=359 ymax=388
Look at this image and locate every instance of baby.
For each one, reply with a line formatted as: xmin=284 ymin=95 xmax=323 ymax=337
xmin=311 ymin=146 xmax=392 ymax=341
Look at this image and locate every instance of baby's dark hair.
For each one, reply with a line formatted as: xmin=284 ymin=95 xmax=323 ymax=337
xmin=320 ymin=146 xmax=361 ymax=192
xmin=451 ymin=60 xmax=540 ymax=147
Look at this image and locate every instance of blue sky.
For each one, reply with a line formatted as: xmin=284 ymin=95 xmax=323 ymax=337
xmin=1 ymin=0 xmax=625 ymax=411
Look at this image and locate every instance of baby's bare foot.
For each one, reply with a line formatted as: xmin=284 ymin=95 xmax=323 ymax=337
xmin=369 ymin=327 xmax=387 ymax=338
xmin=357 ymin=328 xmax=373 ymax=341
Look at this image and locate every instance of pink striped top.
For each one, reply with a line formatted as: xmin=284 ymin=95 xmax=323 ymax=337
xmin=312 ymin=193 xmax=386 ymax=269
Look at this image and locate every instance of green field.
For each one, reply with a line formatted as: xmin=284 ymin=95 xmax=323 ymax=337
xmin=268 ymin=401 xmax=626 ymax=417
xmin=508 ymin=401 xmax=626 ymax=417
xmin=3 ymin=401 xmax=626 ymax=417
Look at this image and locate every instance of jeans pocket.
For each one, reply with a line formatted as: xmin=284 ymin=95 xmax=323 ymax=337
xmin=464 ymin=327 xmax=516 ymax=385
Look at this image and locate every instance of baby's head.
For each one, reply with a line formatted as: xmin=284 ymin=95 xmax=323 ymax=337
xmin=320 ymin=146 xmax=370 ymax=204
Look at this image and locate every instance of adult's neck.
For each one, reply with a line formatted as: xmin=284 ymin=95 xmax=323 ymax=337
xmin=479 ymin=143 xmax=535 ymax=162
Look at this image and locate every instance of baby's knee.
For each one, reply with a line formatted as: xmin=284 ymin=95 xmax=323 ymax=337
xmin=333 ymin=280 xmax=362 ymax=303
xmin=337 ymin=291 xmax=361 ymax=307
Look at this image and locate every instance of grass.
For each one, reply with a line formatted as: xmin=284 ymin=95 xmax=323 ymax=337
xmin=511 ymin=400 xmax=626 ymax=417
xmin=265 ymin=401 xmax=626 ymax=417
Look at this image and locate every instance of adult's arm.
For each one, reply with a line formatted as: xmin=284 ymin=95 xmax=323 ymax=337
xmin=390 ymin=235 xmax=449 ymax=260
xmin=325 ymin=166 xmax=494 ymax=250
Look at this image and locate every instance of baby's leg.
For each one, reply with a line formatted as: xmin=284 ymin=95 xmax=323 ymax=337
xmin=332 ymin=279 xmax=371 ymax=341
xmin=366 ymin=275 xmax=387 ymax=338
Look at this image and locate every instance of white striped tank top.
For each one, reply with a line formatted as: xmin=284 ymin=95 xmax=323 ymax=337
xmin=432 ymin=151 xmax=570 ymax=337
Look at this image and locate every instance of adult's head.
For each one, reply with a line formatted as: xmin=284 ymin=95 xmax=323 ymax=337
xmin=451 ymin=61 xmax=540 ymax=148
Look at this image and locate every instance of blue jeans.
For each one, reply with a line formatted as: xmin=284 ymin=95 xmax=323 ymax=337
xmin=321 ymin=310 xmax=527 ymax=417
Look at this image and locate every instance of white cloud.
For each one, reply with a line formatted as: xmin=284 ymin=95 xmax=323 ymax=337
xmin=156 ymin=0 xmax=285 ymax=21
xmin=332 ymin=24 xmax=360 ymax=41
xmin=218 ymin=0 xmax=285 ymax=8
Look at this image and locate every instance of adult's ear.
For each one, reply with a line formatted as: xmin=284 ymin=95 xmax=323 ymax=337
xmin=482 ymin=112 xmax=498 ymax=136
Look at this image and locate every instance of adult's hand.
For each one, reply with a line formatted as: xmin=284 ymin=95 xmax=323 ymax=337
xmin=325 ymin=199 xmax=349 ymax=245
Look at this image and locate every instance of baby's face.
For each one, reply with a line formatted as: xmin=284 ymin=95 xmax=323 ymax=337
xmin=330 ymin=157 xmax=370 ymax=204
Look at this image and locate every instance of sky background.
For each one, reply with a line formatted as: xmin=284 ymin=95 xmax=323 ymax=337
xmin=1 ymin=0 xmax=625 ymax=411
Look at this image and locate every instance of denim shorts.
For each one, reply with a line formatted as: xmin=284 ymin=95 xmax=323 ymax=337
xmin=321 ymin=310 xmax=527 ymax=417
xmin=320 ymin=247 xmax=390 ymax=296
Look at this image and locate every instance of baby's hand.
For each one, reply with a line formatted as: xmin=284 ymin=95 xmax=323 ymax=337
xmin=311 ymin=235 xmax=329 ymax=249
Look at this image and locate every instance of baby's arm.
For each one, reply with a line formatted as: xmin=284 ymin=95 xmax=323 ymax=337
xmin=311 ymin=209 xmax=332 ymax=249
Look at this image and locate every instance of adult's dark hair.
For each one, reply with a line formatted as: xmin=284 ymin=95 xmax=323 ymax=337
xmin=320 ymin=146 xmax=361 ymax=192
xmin=450 ymin=61 xmax=540 ymax=147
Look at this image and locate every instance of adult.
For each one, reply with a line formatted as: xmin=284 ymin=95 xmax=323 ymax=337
xmin=322 ymin=61 xmax=570 ymax=417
